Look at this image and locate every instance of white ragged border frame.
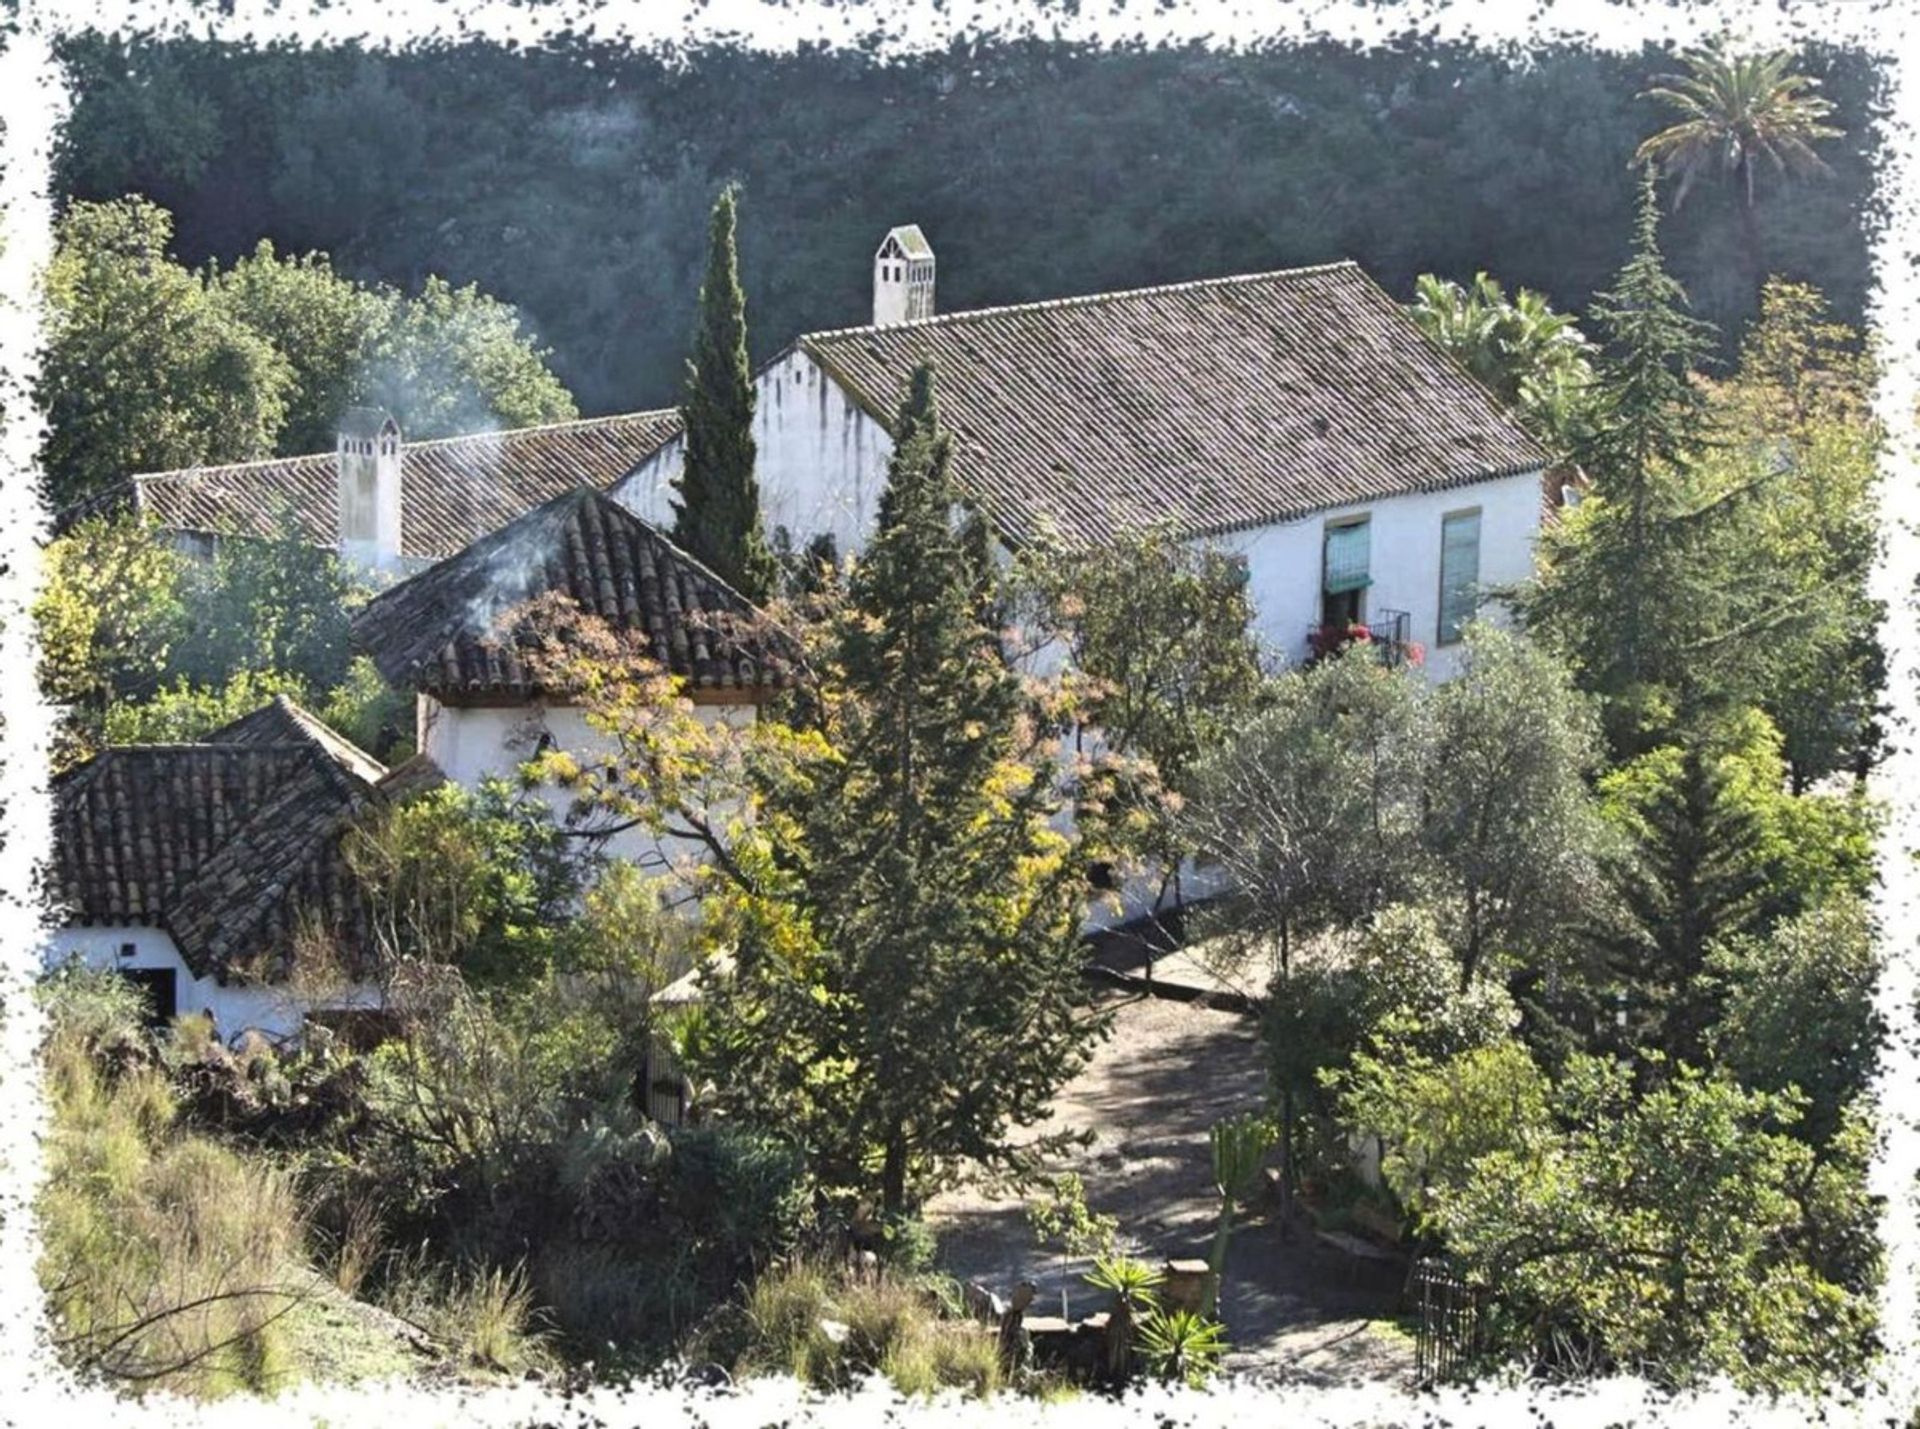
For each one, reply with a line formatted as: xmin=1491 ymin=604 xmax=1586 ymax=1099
xmin=0 ymin=1 xmax=1914 ymax=1424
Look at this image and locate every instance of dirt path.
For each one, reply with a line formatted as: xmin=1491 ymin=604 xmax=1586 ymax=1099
xmin=925 ymin=990 xmax=1413 ymax=1385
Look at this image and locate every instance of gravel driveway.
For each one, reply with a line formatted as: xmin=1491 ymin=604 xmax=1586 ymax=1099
xmin=924 ymin=989 xmax=1414 ymax=1385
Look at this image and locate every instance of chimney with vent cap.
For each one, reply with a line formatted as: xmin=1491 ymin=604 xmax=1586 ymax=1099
xmin=873 ymin=225 xmax=935 ymax=326
xmin=337 ymin=408 xmax=403 ymax=571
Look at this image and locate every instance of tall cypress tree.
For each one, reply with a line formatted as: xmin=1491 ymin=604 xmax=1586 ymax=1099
xmin=672 ymin=184 xmax=777 ymax=601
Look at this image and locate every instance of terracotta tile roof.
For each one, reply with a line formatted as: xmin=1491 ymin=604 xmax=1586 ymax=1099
xmin=351 ymin=488 xmax=793 ymax=700
xmin=61 ymin=411 xmax=683 ymax=562
xmin=210 ymin=694 xmax=390 ymax=786
xmin=798 ymin=261 xmax=1551 ymax=545
xmin=163 ymin=756 xmax=377 ymax=983
xmin=50 ymin=703 xmax=395 ymax=983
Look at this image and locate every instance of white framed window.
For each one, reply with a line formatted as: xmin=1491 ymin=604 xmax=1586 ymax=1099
xmin=1437 ymin=508 xmax=1482 ymax=645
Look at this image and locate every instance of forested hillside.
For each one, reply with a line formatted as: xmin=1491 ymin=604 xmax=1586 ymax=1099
xmin=54 ymin=33 xmax=1881 ymax=417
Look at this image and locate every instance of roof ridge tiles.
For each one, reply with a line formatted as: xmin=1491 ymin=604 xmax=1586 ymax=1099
xmin=127 ymin=408 xmax=681 ymax=486
xmin=799 ymin=260 xmax=1363 ymax=343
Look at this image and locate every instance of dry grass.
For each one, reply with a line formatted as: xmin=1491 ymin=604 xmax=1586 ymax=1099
xmin=317 ymin=1193 xmax=386 ymax=1299
xmin=731 ymin=1259 xmax=1002 ymax=1399
xmin=877 ymin=1316 xmax=1003 ymax=1399
xmin=37 ymin=1015 xmax=308 ymax=1398
xmin=377 ymin=1248 xmax=556 ymax=1376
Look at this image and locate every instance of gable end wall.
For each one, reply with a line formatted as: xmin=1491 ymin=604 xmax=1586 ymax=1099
xmin=611 ymin=349 xmax=894 ymax=557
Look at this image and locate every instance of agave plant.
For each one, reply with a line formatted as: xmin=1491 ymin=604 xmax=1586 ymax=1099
xmin=1135 ymin=1307 xmax=1228 ymax=1389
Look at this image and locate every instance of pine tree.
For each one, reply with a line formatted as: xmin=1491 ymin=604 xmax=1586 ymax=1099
xmin=691 ymin=364 xmax=1107 ymax=1215
xmin=1523 ymin=170 xmax=1719 ymax=754
xmin=671 ymin=185 xmax=777 ymax=601
xmin=1585 ymin=705 xmax=1868 ymax=1068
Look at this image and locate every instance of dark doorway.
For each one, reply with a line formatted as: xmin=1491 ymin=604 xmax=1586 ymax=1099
xmin=1320 ymin=585 xmax=1364 ymax=630
xmin=120 ymin=968 xmax=179 ymax=1030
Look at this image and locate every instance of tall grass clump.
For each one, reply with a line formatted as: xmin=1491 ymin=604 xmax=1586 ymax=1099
xmin=376 ymin=1247 xmax=555 ymax=1376
xmin=35 ymin=966 xmax=307 ymax=1398
xmin=726 ymin=1259 xmax=1001 ymax=1399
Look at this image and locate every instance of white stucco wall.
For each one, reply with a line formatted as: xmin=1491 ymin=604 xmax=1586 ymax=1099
xmin=613 ymin=349 xmax=895 ymax=558
xmin=419 ymin=695 xmax=756 ymax=903
xmin=43 ymin=926 xmax=381 ymax=1044
xmin=1220 ymin=467 xmax=1544 ymax=681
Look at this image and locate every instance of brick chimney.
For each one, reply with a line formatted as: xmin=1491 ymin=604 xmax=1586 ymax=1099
xmin=337 ymin=408 xmax=402 ymax=570
xmin=873 ymin=225 xmax=935 ymax=326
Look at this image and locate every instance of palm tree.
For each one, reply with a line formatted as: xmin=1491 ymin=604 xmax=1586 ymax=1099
xmin=1633 ymin=41 xmax=1844 ymax=290
xmin=1408 ymin=272 xmax=1594 ymax=453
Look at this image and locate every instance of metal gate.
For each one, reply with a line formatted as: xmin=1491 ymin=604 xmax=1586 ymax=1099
xmin=1410 ymin=1257 xmax=1482 ymax=1387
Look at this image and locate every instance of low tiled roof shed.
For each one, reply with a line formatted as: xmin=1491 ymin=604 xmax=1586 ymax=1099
xmin=351 ymin=487 xmax=795 ymax=702
xmin=49 ymin=698 xmax=404 ymax=983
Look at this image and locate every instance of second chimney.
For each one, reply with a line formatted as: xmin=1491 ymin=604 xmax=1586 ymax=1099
xmin=873 ymin=225 xmax=935 ymax=326
xmin=337 ymin=408 xmax=403 ymax=571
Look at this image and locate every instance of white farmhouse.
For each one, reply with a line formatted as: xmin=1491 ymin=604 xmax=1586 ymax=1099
xmin=50 ymin=227 xmax=1560 ymax=981
xmin=612 ymin=227 xmax=1556 ymax=679
xmin=65 ymin=229 xmax=1554 ymax=681
xmin=45 ymin=697 xmax=418 ymax=1042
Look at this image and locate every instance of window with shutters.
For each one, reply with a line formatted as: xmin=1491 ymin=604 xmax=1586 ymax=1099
xmin=1321 ymin=517 xmax=1371 ymax=628
xmin=1437 ymin=509 xmax=1482 ymax=645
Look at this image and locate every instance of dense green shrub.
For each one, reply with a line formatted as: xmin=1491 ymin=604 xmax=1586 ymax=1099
xmin=660 ymin=1124 xmax=814 ymax=1275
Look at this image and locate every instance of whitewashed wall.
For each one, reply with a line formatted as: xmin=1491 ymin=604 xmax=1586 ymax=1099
xmin=614 ymin=349 xmax=895 ymax=557
xmin=1220 ymin=466 xmax=1544 ymax=681
xmin=419 ymin=696 xmax=756 ymax=901
xmin=42 ymin=926 xmax=381 ymax=1044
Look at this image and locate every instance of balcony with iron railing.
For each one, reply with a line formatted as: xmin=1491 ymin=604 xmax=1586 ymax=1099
xmin=1305 ymin=608 xmax=1423 ymax=670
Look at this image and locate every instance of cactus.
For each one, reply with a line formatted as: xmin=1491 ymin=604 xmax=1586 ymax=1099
xmin=1203 ymin=1113 xmax=1278 ymax=1318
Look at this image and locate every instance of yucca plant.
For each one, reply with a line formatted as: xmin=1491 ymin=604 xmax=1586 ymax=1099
xmin=1135 ymin=1307 xmax=1228 ymax=1389
xmin=1203 ymin=1114 xmax=1277 ymax=1318
xmin=1085 ymin=1255 xmax=1162 ymax=1312
xmin=1084 ymin=1256 xmax=1163 ymax=1381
